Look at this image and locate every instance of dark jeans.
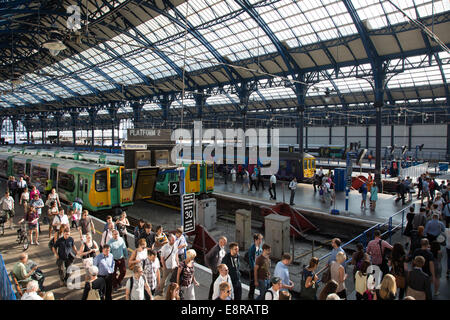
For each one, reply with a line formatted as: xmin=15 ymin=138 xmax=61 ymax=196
xmin=250 ymin=180 xmax=258 ymax=191
xmin=337 ymin=289 xmax=347 ymax=299
xmin=208 ymin=271 xmax=219 ymax=300
xmin=232 ymin=281 xmax=242 ymax=300
xmin=257 ymin=279 xmax=270 ymax=300
xmin=99 ymin=274 xmax=113 ymax=300
xmin=290 ymin=190 xmax=295 ymax=205
xmin=56 ymin=257 xmax=74 ymax=283
xmin=113 ymin=258 xmax=126 ymax=288
xmin=248 ymin=270 xmax=256 ymax=299
xmin=356 ymin=292 xmax=363 ymax=300
xmin=257 ymin=178 xmax=264 ymax=190
xmin=444 ymin=216 xmax=450 ymax=228
xmin=269 ymin=183 xmax=276 ymax=200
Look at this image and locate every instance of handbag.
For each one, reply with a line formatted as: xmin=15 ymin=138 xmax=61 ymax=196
xmin=300 ymin=269 xmax=318 ymax=300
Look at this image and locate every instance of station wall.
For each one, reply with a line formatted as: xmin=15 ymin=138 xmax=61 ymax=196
xmin=277 ymin=124 xmax=448 ymax=157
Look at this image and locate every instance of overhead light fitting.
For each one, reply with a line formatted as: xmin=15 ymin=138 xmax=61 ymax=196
xmin=42 ymin=30 xmax=67 ymax=56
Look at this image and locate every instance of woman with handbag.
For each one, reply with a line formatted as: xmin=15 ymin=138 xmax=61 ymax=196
xmin=116 ymin=211 xmax=130 ymax=248
xmin=128 ymin=238 xmax=148 ymax=270
xmin=79 ymin=233 xmax=99 ymax=281
xmin=300 ymin=257 xmax=319 ymax=300
xmin=389 ymin=243 xmax=408 ymax=299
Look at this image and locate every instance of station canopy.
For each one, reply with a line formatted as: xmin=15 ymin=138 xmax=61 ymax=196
xmin=0 ymin=0 xmax=449 ymax=120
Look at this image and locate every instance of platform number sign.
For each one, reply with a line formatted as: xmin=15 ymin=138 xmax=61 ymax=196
xmin=182 ymin=193 xmax=195 ymax=233
xmin=169 ymin=181 xmax=179 ymax=195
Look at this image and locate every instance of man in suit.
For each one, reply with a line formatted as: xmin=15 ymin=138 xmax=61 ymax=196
xmin=222 ymin=242 xmax=242 ymax=300
xmin=205 ymin=236 xmax=227 ymax=300
xmin=406 ymin=256 xmax=432 ymax=300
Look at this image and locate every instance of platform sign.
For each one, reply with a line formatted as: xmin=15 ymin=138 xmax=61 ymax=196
xmin=182 ymin=193 xmax=195 ymax=233
xmin=169 ymin=181 xmax=180 ymax=195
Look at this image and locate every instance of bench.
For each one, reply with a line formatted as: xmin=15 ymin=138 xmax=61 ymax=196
xmin=9 ymin=271 xmax=26 ymax=298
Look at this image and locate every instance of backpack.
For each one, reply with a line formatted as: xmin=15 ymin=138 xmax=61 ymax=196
xmin=86 ymin=281 xmax=101 ymax=300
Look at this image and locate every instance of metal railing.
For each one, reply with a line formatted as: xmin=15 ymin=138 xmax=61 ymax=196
xmin=0 ymin=253 xmax=17 ymax=300
xmin=315 ymin=202 xmax=414 ymax=278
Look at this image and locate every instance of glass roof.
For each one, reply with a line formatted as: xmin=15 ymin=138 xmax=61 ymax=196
xmin=388 ymin=64 xmax=445 ymax=89
xmin=250 ymin=86 xmax=297 ymax=101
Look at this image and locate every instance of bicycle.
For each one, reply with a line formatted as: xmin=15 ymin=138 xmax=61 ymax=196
xmin=16 ymin=222 xmax=29 ymax=251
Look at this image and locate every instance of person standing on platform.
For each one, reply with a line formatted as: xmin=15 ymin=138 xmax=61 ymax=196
xmin=327 ymin=238 xmax=345 ymax=266
xmin=222 ymin=242 xmax=242 ymax=300
xmin=78 ymin=233 xmax=99 ymax=282
xmin=81 ymin=266 xmax=105 ymax=300
xmin=359 ymin=181 xmax=368 ymax=209
xmin=313 ymin=170 xmax=320 ymax=192
xmin=79 ymin=210 xmax=96 ymax=242
xmin=254 ymin=243 xmax=272 ymax=300
xmin=288 ymin=177 xmax=297 ymax=206
xmin=330 ymin=251 xmax=347 ymax=299
xmin=424 ymin=213 xmax=445 ymax=243
xmin=7 ymin=176 xmax=18 ymax=201
xmin=29 ymin=185 xmax=40 ymax=202
xmin=108 ymin=230 xmax=128 ymax=291
xmin=71 ymin=200 xmax=83 ymax=230
xmin=257 ymin=166 xmax=265 ymax=190
xmin=175 ymin=227 xmax=187 ymax=262
xmin=205 ymin=236 xmax=227 ymax=300
xmin=160 ymin=234 xmax=179 ymax=293
xmin=125 ymin=265 xmax=152 ymax=300
xmin=1 ymin=191 xmax=15 ymax=229
xmin=46 ymin=188 xmax=61 ymax=209
xmin=52 ymin=229 xmax=77 ymax=286
xmin=222 ymin=165 xmax=228 ymax=185
xmin=370 ymin=182 xmax=378 ymax=210
xmin=269 ymin=173 xmax=277 ymax=200
xmin=116 ymin=212 xmax=130 ymax=248
xmin=177 ymin=249 xmax=199 ymax=300
xmin=231 ymin=166 xmax=237 ymax=186
xmin=417 ymin=174 xmax=424 ymax=200
xmin=142 ymin=249 xmax=161 ymax=297
xmin=250 ymin=170 xmax=258 ymax=192
xmin=134 ymin=219 xmax=145 ymax=248
xmin=406 ymin=256 xmax=432 ymax=300
xmin=421 ymin=178 xmax=431 ymax=206
xmin=19 ymin=187 xmax=30 ymax=216
xmin=140 ymin=223 xmax=156 ymax=249
xmin=274 ymin=253 xmax=295 ymax=293
xmin=29 ymin=193 xmax=44 ymax=235
xmin=93 ymin=244 xmax=115 ymax=300
xmin=17 ymin=176 xmax=27 ymax=203
xmin=242 ymin=168 xmax=250 ymax=192
xmin=212 ymin=264 xmax=234 ymax=300
xmin=366 ymin=230 xmax=393 ymax=277
xmin=247 ymin=233 xmax=263 ymax=300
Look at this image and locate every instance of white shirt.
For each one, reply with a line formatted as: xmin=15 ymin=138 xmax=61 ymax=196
xmin=21 ymin=291 xmax=43 ymax=300
xmin=289 ymin=180 xmax=297 ymax=190
xmin=161 ymin=243 xmax=177 ymax=270
xmin=18 ymin=180 xmax=27 ymax=188
xmin=218 ymin=246 xmax=226 ymax=265
xmin=101 ymin=230 xmax=113 ymax=247
xmin=212 ymin=274 xmax=234 ymax=300
xmin=265 ymin=288 xmax=279 ymax=300
xmin=270 ymin=175 xmax=276 ymax=184
xmin=53 ymin=214 xmax=69 ymax=227
xmin=20 ymin=192 xmax=29 ymax=203
xmin=126 ymin=275 xmax=147 ymax=300
xmin=1 ymin=196 xmax=14 ymax=210
xmin=231 ymin=169 xmax=236 ymax=175
xmin=175 ymin=235 xmax=187 ymax=255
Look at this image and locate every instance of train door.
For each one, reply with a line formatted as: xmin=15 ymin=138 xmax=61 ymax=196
xmin=109 ymin=169 xmax=120 ymax=207
xmin=50 ymin=166 xmax=57 ymax=190
xmin=186 ymin=164 xmax=200 ymax=194
xmin=199 ymin=164 xmax=205 ymax=194
xmin=206 ymin=163 xmax=214 ymax=192
xmin=120 ymin=167 xmax=133 ymax=206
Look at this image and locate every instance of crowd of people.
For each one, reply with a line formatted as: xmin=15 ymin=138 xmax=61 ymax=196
xmin=3 ymin=170 xmax=449 ymax=301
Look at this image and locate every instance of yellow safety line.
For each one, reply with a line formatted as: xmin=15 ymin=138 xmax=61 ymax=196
xmin=145 ymin=199 xmax=180 ymax=211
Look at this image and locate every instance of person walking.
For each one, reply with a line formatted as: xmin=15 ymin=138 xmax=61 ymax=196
xmin=29 ymin=193 xmax=44 ymax=235
xmin=93 ymin=244 xmax=115 ymax=300
xmin=421 ymin=178 xmax=431 ymax=206
xmin=254 ymin=243 xmax=272 ymax=300
xmin=175 ymin=227 xmax=187 ymax=263
xmin=330 ymin=251 xmax=347 ymax=299
xmin=7 ymin=176 xmax=18 ymax=201
xmin=81 ymin=266 xmax=105 ymax=300
xmin=366 ymin=230 xmax=393 ymax=277
xmin=133 ymin=219 xmax=145 ymax=248
xmin=389 ymin=243 xmax=408 ymax=299
xmin=107 ymin=229 xmax=128 ymax=291
xmin=205 ymin=236 xmax=227 ymax=300
xmin=247 ymin=233 xmax=263 ymax=300
xmin=78 ymin=233 xmax=99 ymax=281
xmin=160 ymin=234 xmax=179 ymax=293
xmin=19 ymin=187 xmax=30 ymax=216
xmin=406 ymin=256 xmax=432 ymax=300
xmin=274 ymin=253 xmax=295 ymax=293
xmin=230 ymin=167 xmax=237 ymax=186
xmin=250 ymin=170 xmax=258 ymax=191
xmin=212 ymin=264 xmax=234 ymax=300
xmin=142 ymin=249 xmax=161 ymax=297
xmin=257 ymin=166 xmax=265 ymax=190
xmin=222 ymin=242 xmax=242 ymax=300
xmin=242 ymin=169 xmax=250 ymax=192
xmin=19 ymin=207 xmax=39 ymax=245
xmin=288 ymin=177 xmax=297 ymax=206
xmin=17 ymin=176 xmax=27 ymax=203
xmin=177 ymin=249 xmax=199 ymax=300
xmin=222 ymin=165 xmax=228 ymax=185
xmin=125 ymin=265 xmax=152 ymax=300
xmin=1 ymin=191 xmax=15 ymax=229
xmin=52 ymin=229 xmax=78 ymax=286
xmin=269 ymin=173 xmax=277 ymax=200
xmin=79 ymin=210 xmax=96 ymax=242
xmin=215 ymin=282 xmax=233 ymax=301
xmin=424 ymin=213 xmax=445 ymax=243
xmin=370 ymin=182 xmax=378 ymax=210
xmin=116 ymin=211 xmax=130 ymax=248
xmin=300 ymin=257 xmax=319 ymax=300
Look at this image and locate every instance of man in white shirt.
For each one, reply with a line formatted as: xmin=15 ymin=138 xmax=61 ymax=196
xmin=288 ymin=177 xmax=297 ymax=206
xmin=17 ymin=177 xmax=27 ymax=202
xmin=21 ymin=280 xmax=43 ymax=300
xmin=125 ymin=265 xmax=152 ymax=300
xmin=1 ymin=191 xmax=15 ymax=229
xmin=101 ymin=222 xmax=114 ymax=248
xmin=52 ymin=209 xmax=70 ymax=240
xmin=212 ymin=264 xmax=234 ymax=300
xmin=269 ymin=174 xmax=277 ymax=200
xmin=160 ymin=234 xmax=179 ymax=293
xmin=175 ymin=227 xmax=187 ymax=262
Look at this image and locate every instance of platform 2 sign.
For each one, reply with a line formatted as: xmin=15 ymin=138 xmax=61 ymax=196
xmin=169 ymin=181 xmax=180 ymax=195
xmin=182 ymin=193 xmax=195 ymax=233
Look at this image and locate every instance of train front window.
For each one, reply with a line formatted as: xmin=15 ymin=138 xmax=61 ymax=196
xmin=122 ymin=169 xmax=133 ymax=189
xmin=190 ymin=164 xmax=198 ymax=182
xmin=207 ymin=164 xmax=213 ymax=179
xmin=95 ymin=170 xmax=108 ymax=192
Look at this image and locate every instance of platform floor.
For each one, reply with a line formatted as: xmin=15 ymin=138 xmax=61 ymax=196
xmin=214 ymin=178 xmax=412 ymax=224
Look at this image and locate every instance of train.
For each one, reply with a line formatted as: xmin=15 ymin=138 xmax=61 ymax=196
xmin=0 ymin=152 xmax=134 ymax=213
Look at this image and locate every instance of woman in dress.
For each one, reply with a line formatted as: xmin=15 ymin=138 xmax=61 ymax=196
xmin=46 ymin=188 xmax=61 ymax=208
xmin=370 ymin=182 xmax=378 ymax=210
xmin=330 ymin=251 xmax=347 ymax=299
xmin=47 ymin=200 xmax=59 ymax=239
xmin=389 ymin=243 xmax=408 ymax=299
xmin=177 ymin=249 xmax=199 ymax=300
xmin=116 ymin=211 xmax=130 ymax=247
xmin=128 ymin=238 xmax=148 ymax=270
xmin=300 ymin=257 xmax=319 ymax=300
xmin=78 ymin=233 xmax=99 ymax=281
